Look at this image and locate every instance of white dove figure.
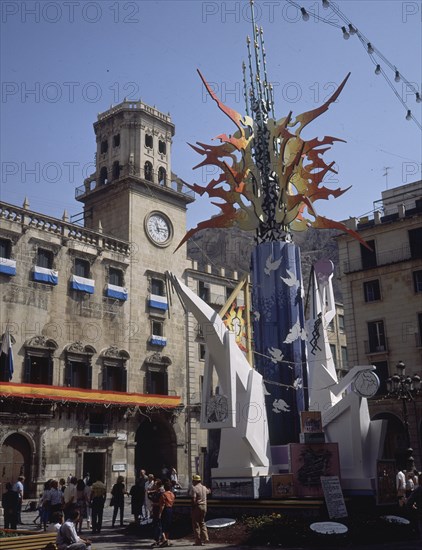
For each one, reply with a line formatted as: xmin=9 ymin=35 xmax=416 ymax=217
xmin=264 ymin=254 xmax=282 ymax=275
xmin=253 ymin=310 xmax=261 ymax=322
xmin=268 ymin=347 xmax=284 ymax=364
xmin=283 ymin=319 xmax=307 ymax=344
xmin=293 ymin=377 xmax=303 ymax=390
xmin=272 ymin=398 xmax=291 ymax=413
xmin=280 ymin=269 xmax=300 ymax=288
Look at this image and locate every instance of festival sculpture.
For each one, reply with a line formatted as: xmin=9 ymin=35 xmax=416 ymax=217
xmin=167 ymin=273 xmax=271 ymax=479
xmin=306 ymin=259 xmax=385 ymax=491
xmin=172 ymin=0 xmax=385 ymax=492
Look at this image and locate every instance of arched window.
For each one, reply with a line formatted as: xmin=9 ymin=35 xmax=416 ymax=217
xmin=158 ymin=140 xmax=166 ymax=155
xmin=158 ymin=167 xmax=166 ymax=186
xmin=145 ymin=134 xmax=153 ymax=148
xmin=112 ymin=161 xmax=120 ymax=180
xmin=99 ymin=167 xmax=108 ymax=185
xmin=64 ymin=342 xmax=96 ymax=389
xmin=23 ymin=336 xmax=58 ymax=386
xmin=144 ymin=353 xmax=171 ymax=395
xmin=144 ymin=161 xmax=153 ymax=182
xmin=100 ymin=347 xmax=129 ymax=392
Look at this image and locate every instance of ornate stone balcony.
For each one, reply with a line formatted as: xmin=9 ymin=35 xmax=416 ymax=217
xmin=0 ymin=201 xmax=131 ymax=256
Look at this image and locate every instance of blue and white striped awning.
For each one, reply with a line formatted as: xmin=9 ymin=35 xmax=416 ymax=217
xmin=105 ymin=283 xmax=128 ymax=301
xmin=32 ymin=266 xmax=58 ymax=285
xmin=70 ymin=274 xmax=95 ymax=294
xmin=148 ymin=294 xmax=168 ymax=311
xmin=150 ymin=335 xmax=167 ymax=347
xmin=0 ymin=258 xmax=16 ymax=276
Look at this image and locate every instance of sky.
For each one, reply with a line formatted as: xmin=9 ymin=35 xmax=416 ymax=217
xmin=1 ymin=0 xmax=421 ymax=230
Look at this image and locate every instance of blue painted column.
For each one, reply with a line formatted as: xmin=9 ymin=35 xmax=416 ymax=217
xmin=251 ymin=241 xmax=308 ymax=445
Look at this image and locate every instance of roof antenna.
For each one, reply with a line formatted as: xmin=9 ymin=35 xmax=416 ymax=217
xmin=382 ymin=166 xmax=392 ymax=189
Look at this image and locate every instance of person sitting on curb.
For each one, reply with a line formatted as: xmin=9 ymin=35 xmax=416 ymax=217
xmin=56 ymin=508 xmax=92 ymax=550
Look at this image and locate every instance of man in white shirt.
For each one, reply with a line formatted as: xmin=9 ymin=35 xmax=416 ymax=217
xmin=46 ymin=511 xmax=64 ymax=533
xmin=13 ymin=476 xmax=24 ymax=524
xmin=56 ymin=509 xmax=92 ymax=550
xmin=396 ymin=469 xmax=406 ymax=506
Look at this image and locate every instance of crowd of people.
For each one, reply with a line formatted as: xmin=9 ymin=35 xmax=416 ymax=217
xmin=2 ymin=473 xmax=104 ymax=549
xmin=396 ymin=467 xmax=422 ymax=539
xmin=2 ymin=468 xmax=212 ymax=549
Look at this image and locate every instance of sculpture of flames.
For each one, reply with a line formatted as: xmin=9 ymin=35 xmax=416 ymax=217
xmin=176 ymin=67 xmax=367 ymax=251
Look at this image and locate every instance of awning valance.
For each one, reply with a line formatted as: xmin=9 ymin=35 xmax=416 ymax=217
xmin=0 ymin=382 xmax=181 ymax=408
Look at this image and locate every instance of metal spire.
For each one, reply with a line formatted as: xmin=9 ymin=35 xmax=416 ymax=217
xmin=242 ymin=61 xmax=250 ymax=116
xmin=246 ymin=35 xmax=256 ymax=105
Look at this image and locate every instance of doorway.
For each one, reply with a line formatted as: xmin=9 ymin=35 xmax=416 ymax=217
xmin=135 ymin=417 xmax=177 ymax=477
xmin=83 ymin=452 xmax=105 ymax=484
xmin=1 ymin=433 xmax=31 ymax=496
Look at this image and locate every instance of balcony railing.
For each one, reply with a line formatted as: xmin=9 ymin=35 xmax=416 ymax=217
xmin=344 ymin=245 xmax=412 ymax=273
xmin=96 ymin=100 xmax=173 ymax=124
xmin=208 ymin=292 xmax=226 ymax=306
xmin=0 ymin=201 xmax=131 ymax=256
xmin=364 ymin=338 xmax=390 ymax=355
xmin=75 ymin=167 xmax=194 ymax=200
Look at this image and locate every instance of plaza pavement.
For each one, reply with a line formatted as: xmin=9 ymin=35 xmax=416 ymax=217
xmin=2 ymin=501 xmax=420 ymax=550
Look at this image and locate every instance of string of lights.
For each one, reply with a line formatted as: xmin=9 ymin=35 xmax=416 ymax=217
xmin=284 ymin=0 xmax=421 ymax=130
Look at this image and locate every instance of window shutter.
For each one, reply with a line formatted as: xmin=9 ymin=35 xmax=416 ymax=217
xmin=87 ymin=362 xmax=92 ymax=389
xmin=146 ymin=370 xmax=152 ymax=394
xmin=47 ymin=355 xmax=53 ymax=385
xmin=24 ymin=354 xmax=32 ymax=383
xmin=64 ymin=362 xmax=72 ymax=386
xmin=121 ymin=368 xmax=127 ymax=392
xmin=163 ymin=371 xmax=168 ymax=395
xmin=102 ymin=365 xmax=108 ymax=390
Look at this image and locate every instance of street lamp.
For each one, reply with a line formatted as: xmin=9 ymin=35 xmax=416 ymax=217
xmin=386 ymin=361 xmax=421 ymax=468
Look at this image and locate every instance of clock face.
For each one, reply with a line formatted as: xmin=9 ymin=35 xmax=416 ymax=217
xmin=353 ymin=370 xmax=380 ymax=398
xmin=145 ymin=213 xmax=172 ymax=245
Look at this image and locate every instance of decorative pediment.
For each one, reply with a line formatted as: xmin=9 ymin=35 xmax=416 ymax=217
xmin=65 ymin=341 xmax=96 ymax=356
xmin=145 ymin=352 xmax=171 ymax=367
xmin=25 ymin=335 xmax=58 ymax=349
xmin=100 ymin=346 xmax=130 ymax=360
xmin=67 ymin=248 xmax=97 ymax=262
xmin=28 ymin=239 xmax=60 ymax=256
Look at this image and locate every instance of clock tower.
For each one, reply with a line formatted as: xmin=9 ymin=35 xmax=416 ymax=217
xmin=76 ymin=100 xmax=195 ymax=477
xmin=76 ymin=99 xmax=193 ymax=249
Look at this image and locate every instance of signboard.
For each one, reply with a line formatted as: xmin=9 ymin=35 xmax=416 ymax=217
xmin=376 ymin=459 xmax=397 ymax=505
xmin=272 ymin=474 xmax=295 ymax=498
xmin=211 ymin=477 xmax=272 ymax=499
xmin=289 ymin=443 xmax=340 ymax=497
xmin=320 ymin=476 xmax=348 ymax=519
xmin=112 ymin=464 xmax=126 ymax=472
xmin=300 ymin=411 xmax=323 ymax=433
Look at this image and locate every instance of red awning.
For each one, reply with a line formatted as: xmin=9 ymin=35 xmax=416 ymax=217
xmin=0 ymin=382 xmax=181 ymax=408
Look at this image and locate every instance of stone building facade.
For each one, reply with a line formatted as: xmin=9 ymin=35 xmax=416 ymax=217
xmin=337 ymin=180 xmax=422 ymax=468
xmin=0 ymin=101 xmax=197 ymax=497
